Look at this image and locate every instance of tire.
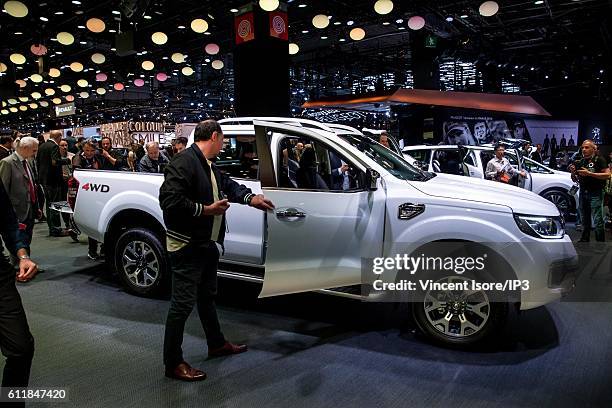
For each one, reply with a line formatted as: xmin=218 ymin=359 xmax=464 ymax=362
xmin=541 ymin=189 xmax=572 ymax=217
xmin=113 ymin=228 xmax=168 ymax=297
xmin=411 ymin=274 xmax=509 ymax=348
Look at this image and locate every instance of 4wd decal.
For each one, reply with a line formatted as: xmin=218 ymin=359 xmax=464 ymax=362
xmin=81 ymin=183 xmax=110 ymax=193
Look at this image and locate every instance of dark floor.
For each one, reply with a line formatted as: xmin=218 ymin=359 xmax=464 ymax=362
xmin=11 ymin=223 xmax=612 ymax=407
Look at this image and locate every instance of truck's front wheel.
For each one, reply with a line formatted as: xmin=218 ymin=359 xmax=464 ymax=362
xmin=114 ymin=228 xmax=167 ymax=296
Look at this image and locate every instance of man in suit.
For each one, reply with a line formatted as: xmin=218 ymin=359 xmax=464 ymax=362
xmin=0 ymin=179 xmax=38 ymax=404
xmin=36 ymin=130 xmax=71 ymax=237
xmin=0 ymin=137 xmax=41 ymax=268
xmin=0 ymin=135 xmax=13 ymax=161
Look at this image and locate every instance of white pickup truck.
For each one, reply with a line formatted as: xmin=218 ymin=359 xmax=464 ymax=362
xmin=72 ymin=118 xmax=578 ymax=347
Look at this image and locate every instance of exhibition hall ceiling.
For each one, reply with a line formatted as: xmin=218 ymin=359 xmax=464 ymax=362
xmin=0 ymin=0 xmax=610 ymax=126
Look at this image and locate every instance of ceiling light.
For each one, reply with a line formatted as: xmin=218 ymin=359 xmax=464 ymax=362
xmin=212 ymin=60 xmax=224 ymax=70
xmin=30 ymin=73 xmax=43 ymax=82
xmin=70 ymin=62 xmax=84 ymax=72
xmin=77 ymin=79 xmax=88 ymax=87
xmin=54 ymin=11 xmax=63 ymax=15
xmin=156 ymin=72 xmax=168 ymax=81
xmin=8 ymin=98 xmax=18 ymax=104
xmin=205 ymin=43 xmax=220 ymax=55
xmin=408 ymin=16 xmax=425 ymax=30
xmin=143 ymin=15 xmax=152 ymax=19
xmin=301 ymin=30 xmax=309 ymax=33
xmin=91 ymin=53 xmax=105 ymax=64
xmin=40 ymin=16 xmax=48 ymax=21
xmin=0 ymin=63 xmax=6 ymax=72
xmin=151 ymin=31 xmax=168 ymax=45
xmin=30 ymin=44 xmax=48 ymax=56
xmin=177 ymin=25 xmax=185 ymax=29
xmin=72 ymin=0 xmax=81 ymax=4
xmin=95 ymin=73 xmax=107 ymax=81
xmin=460 ymin=14 xmax=468 ymax=18
xmin=446 ymin=16 xmax=454 ymax=22
xmin=312 ymin=14 xmax=329 ymax=29
xmin=191 ymin=18 xmax=209 ymax=33
xmin=4 ymin=1 xmax=29 ymax=18
xmin=96 ymin=87 xmax=106 ymax=95
xmin=230 ymin=8 xmax=238 ymax=13
xmin=57 ymin=32 xmax=75 ymax=45
xmin=29 ymin=103 xmax=38 ymax=109
xmin=9 ymin=107 xmax=18 ymax=113
xmin=289 ymin=43 xmax=299 ymax=55
xmin=60 ymin=84 xmax=71 ymax=92
xmin=9 ymin=53 xmax=26 ymax=64
xmin=44 ymin=88 xmax=55 ymax=95
xmin=134 ymin=78 xmax=145 ymax=87
xmin=534 ymin=0 xmax=543 ymax=4
xmin=349 ymin=27 xmax=366 ymax=41
xmin=298 ymin=4 xmax=306 ymax=7
xmin=31 ymin=92 xmax=42 ymax=99
xmin=65 ymin=95 xmax=75 ymax=102
xmin=79 ymin=41 xmax=87 ymax=45
xmin=142 ymin=60 xmax=154 ymax=70
xmin=374 ymin=0 xmax=394 ymax=15
xmin=112 ymin=10 xmax=120 ymax=15
xmin=86 ymin=17 xmax=106 ymax=33
xmin=181 ymin=66 xmax=194 ymax=76
xmin=80 ymin=91 xmax=89 ymax=98
xmin=113 ymin=83 xmax=124 ymax=91
xmin=18 ymin=96 xmax=28 ymax=102
xmin=171 ymin=53 xmax=185 ymax=63
xmin=320 ymin=36 xmax=328 ymax=39
xmin=259 ymin=0 xmax=279 ymax=11
xmin=52 ymin=97 xmax=62 ymax=104
xmin=19 ymin=105 xmax=27 ymax=111
xmin=39 ymin=101 xmax=49 ymax=107
xmin=14 ymin=31 xmax=23 ymax=34
xmin=479 ymin=1 xmax=499 ymax=17
xmin=333 ymin=21 xmax=341 ymax=25
xmin=346 ymin=20 xmax=354 ymax=26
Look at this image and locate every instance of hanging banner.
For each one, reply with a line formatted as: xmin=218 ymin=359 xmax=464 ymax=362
xmin=235 ymin=12 xmax=255 ymax=44
xmin=269 ymin=11 xmax=288 ymax=40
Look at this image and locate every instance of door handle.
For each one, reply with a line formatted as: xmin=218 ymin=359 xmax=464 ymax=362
xmin=276 ymin=209 xmax=306 ymax=218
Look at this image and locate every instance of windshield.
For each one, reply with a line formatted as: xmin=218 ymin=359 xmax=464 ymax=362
xmin=339 ymin=135 xmax=432 ymax=181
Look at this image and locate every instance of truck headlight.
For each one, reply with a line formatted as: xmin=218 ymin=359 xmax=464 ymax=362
xmin=514 ymin=214 xmax=565 ymax=239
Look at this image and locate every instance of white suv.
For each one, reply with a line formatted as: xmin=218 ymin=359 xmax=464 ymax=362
xmin=403 ymin=144 xmax=576 ymax=216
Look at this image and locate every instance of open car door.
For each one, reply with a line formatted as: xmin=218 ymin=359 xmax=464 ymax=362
xmin=253 ymin=120 xmax=386 ymax=297
xmin=507 ymin=149 xmax=533 ymax=191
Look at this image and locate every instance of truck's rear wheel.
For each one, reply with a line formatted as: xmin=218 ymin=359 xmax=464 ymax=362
xmin=412 ymin=275 xmax=508 ymax=347
xmin=114 ymin=228 xmax=167 ymax=296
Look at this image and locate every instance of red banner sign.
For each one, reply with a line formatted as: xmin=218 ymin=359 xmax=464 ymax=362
xmin=235 ymin=12 xmax=255 ymax=44
xmin=269 ymin=11 xmax=288 ymax=40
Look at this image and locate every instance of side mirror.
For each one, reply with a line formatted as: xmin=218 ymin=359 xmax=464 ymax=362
xmin=365 ymin=168 xmax=380 ymax=191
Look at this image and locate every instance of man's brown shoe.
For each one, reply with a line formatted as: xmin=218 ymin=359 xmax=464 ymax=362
xmin=208 ymin=342 xmax=248 ymax=358
xmin=165 ymin=362 xmax=207 ymax=382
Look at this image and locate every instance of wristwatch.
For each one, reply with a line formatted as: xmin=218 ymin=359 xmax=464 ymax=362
xmin=18 ymin=254 xmax=30 ymax=260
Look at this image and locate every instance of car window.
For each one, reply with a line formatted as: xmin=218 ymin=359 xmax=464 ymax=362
xmin=215 ymin=135 xmax=258 ymax=179
xmin=277 ymin=135 xmax=364 ymax=191
xmin=464 ymin=150 xmax=477 ymax=167
xmin=505 ymin=152 xmax=519 ymax=167
xmin=523 ymin=158 xmax=552 ymax=174
xmin=406 ymin=149 xmax=431 ymax=164
xmin=480 ymin=151 xmax=495 ymax=173
xmin=432 ymin=149 xmax=463 ymax=175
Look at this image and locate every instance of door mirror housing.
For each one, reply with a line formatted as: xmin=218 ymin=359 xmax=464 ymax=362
xmin=365 ymin=168 xmax=380 ymax=191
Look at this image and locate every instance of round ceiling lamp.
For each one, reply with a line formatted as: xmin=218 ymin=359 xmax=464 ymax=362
xmin=79 ymin=91 xmax=89 ymax=98
xmin=65 ymin=95 xmax=75 ymax=102
xmin=141 ymin=60 xmax=154 ymax=70
xmin=30 ymin=73 xmax=43 ymax=82
xmin=408 ymin=15 xmax=426 ymax=30
xmin=44 ymin=88 xmax=55 ymax=95
xmin=29 ymin=103 xmax=38 ymax=109
xmin=171 ymin=53 xmax=185 ymax=63
xmin=77 ymin=79 xmax=88 ymax=87
xmin=1 ymin=110 xmax=8 ymax=115
xmin=134 ymin=78 xmax=145 ymax=87
xmin=259 ymin=0 xmax=279 ymax=11
xmin=30 ymin=44 xmax=47 ymax=56
xmin=9 ymin=107 xmax=18 ymax=113
xmin=95 ymin=73 xmax=107 ymax=81
xmin=181 ymin=66 xmax=194 ymax=76
xmin=18 ymin=96 xmax=28 ymax=102
xmin=70 ymin=62 xmax=84 ymax=72
xmin=4 ymin=1 xmax=28 ymax=18
xmin=60 ymin=84 xmax=71 ymax=92
xmin=15 ymin=80 xmax=26 ymax=88
xmin=10 ymin=53 xmax=26 ymax=64
xmin=7 ymin=99 xmax=17 ymax=104
xmin=91 ymin=53 xmax=105 ymax=64
xmin=204 ymin=43 xmax=219 ymax=55
xmin=39 ymin=101 xmax=49 ymax=107
xmin=312 ymin=14 xmax=329 ymax=29
xmin=96 ymin=87 xmax=106 ymax=95
xmin=19 ymin=105 xmax=27 ymax=111
xmin=52 ymin=97 xmax=62 ymax=105
xmin=479 ymin=1 xmax=499 ymax=17
xmin=156 ymin=72 xmax=168 ymax=81
xmin=113 ymin=83 xmax=124 ymax=91
xmin=349 ymin=27 xmax=366 ymax=41
xmin=49 ymin=67 xmax=61 ymax=77
xmin=211 ymin=60 xmax=224 ymax=70
xmin=57 ymin=32 xmax=75 ymax=45
xmin=31 ymin=91 xmax=42 ymax=99
xmin=191 ymin=18 xmax=209 ymax=33
xmin=151 ymin=31 xmax=168 ymax=45
xmin=374 ymin=0 xmax=394 ymax=15
xmin=289 ymin=43 xmax=299 ymax=55
xmin=0 ymin=63 xmax=7 ymax=72
xmin=86 ymin=18 xmax=106 ymax=33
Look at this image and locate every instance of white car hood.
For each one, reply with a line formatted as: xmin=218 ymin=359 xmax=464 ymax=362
xmin=410 ymin=172 xmax=561 ymax=216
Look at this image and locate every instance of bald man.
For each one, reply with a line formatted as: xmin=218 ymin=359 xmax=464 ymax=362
xmin=569 ymin=139 xmax=610 ymax=242
xmin=36 ymin=130 xmax=72 ymax=237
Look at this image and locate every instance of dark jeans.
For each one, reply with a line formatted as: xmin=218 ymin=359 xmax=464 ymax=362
xmin=163 ymin=242 xmax=225 ymax=368
xmin=0 ymin=262 xmax=34 ymax=403
xmin=579 ymin=189 xmax=605 ymax=242
xmin=43 ymin=184 xmax=63 ymax=235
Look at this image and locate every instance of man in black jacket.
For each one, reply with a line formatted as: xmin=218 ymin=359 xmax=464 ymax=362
xmin=159 ymin=120 xmax=274 ymax=382
xmin=0 ymin=181 xmax=38 ymax=403
xmin=36 ymin=130 xmax=72 ymax=237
